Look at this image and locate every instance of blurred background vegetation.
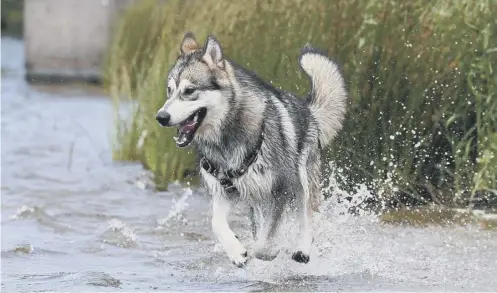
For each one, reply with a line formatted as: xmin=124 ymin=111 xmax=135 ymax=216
xmin=1 ymin=0 xmax=24 ymax=37
xmin=106 ymin=0 xmax=497 ymax=210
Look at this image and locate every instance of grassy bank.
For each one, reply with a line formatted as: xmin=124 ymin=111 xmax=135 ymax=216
xmin=380 ymin=206 xmax=497 ymax=229
xmin=106 ymin=0 xmax=497 ymax=208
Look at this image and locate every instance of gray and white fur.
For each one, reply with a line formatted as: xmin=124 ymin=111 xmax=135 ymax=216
xmin=156 ymin=32 xmax=347 ymax=266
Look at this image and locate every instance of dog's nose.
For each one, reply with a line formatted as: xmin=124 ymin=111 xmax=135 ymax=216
xmin=156 ymin=112 xmax=171 ymax=126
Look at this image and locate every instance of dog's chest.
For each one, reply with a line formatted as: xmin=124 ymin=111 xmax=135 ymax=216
xmin=201 ymin=165 xmax=272 ymax=203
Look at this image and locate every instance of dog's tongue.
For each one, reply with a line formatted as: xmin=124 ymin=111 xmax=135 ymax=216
xmin=180 ymin=120 xmax=197 ymax=133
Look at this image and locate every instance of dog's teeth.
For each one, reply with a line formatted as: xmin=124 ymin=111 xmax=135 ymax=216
xmin=193 ymin=114 xmax=198 ymax=122
xmin=174 ymin=134 xmax=187 ymax=145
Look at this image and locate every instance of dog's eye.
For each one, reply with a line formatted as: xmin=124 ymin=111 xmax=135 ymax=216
xmin=183 ymin=88 xmax=196 ymax=96
xmin=167 ymin=86 xmax=172 ymax=96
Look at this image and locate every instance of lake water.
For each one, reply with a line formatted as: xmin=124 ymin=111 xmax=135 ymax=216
xmin=2 ymin=37 xmax=497 ymax=292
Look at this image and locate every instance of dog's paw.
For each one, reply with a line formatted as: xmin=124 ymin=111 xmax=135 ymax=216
xmin=249 ymin=242 xmax=280 ymax=261
xmin=292 ymin=251 xmax=310 ymax=264
xmin=230 ymin=250 xmax=249 ymax=268
xmin=225 ymin=240 xmax=249 ymax=268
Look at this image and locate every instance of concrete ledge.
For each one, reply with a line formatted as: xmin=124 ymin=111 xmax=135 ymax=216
xmin=23 ymin=0 xmax=135 ymax=85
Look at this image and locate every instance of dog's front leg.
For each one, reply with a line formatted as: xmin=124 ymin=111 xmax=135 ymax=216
xmin=212 ymin=195 xmax=248 ymax=267
xmin=249 ymin=206 xmax=258 ymax=240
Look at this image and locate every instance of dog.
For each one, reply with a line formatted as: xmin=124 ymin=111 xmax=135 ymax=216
xmin=156 ymin=32 xmax=347 ymax=267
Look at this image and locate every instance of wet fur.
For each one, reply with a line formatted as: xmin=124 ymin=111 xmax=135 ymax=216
xmin=157 ymin=33 xmax=347 ymax=266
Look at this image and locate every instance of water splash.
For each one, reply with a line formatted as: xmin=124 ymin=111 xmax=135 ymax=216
xmin=100 ymin=219 xmax=138 ymax=248
xmin=11 ymin=205 xmax=37 ymax=220
xmin=323 ymin=161 xmax=377 ymax=217
xmin=156 ymin=188 xmax=192 ymax=227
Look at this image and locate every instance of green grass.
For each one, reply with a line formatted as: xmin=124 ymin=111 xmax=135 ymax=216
xmin=106 ymin=0 xmax=497 ymax=207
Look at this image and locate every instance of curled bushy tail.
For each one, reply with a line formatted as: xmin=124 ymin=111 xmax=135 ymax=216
xmin=299 ymin=45 xmax=347 ymax=147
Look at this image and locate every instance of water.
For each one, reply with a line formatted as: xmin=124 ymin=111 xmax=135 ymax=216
xmin=2 ymin=37 xmax=497 ymax=292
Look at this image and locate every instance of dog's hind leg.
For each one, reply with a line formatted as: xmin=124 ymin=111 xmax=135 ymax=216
xmin=249 ymin=195 xmax=285 ymax=261
xmin=293 ymin=145 xmax=320 ymax=264
xmin=293 ymin=170 xmax=313 ymax=263
xmin=211 ymin=194 xmax=249 ymax=267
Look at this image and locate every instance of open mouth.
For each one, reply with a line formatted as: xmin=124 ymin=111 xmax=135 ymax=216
xmin=174 ymin=108 xmax=207 ymax=148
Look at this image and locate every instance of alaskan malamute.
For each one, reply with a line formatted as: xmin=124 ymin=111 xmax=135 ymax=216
xmin=156 ymin=32 xmax=347 ymax=267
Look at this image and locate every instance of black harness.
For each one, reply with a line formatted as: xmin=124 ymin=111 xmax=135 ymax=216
xmin=200 ymin=129 xmax=265 ymax=194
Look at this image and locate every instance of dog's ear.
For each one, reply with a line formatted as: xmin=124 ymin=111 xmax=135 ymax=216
xmin=202 ymin=34 xmax=224 ymax=69
xmin=180 ymin=32 xmax=199 ymax=55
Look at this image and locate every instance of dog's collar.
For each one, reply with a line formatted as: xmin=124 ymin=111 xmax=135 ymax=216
xmin=200 ymin=125 xmax=265 ymax=193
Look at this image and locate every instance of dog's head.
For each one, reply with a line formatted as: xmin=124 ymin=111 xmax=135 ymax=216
xmin=156 ymin=32 xmax=233 ymax=148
